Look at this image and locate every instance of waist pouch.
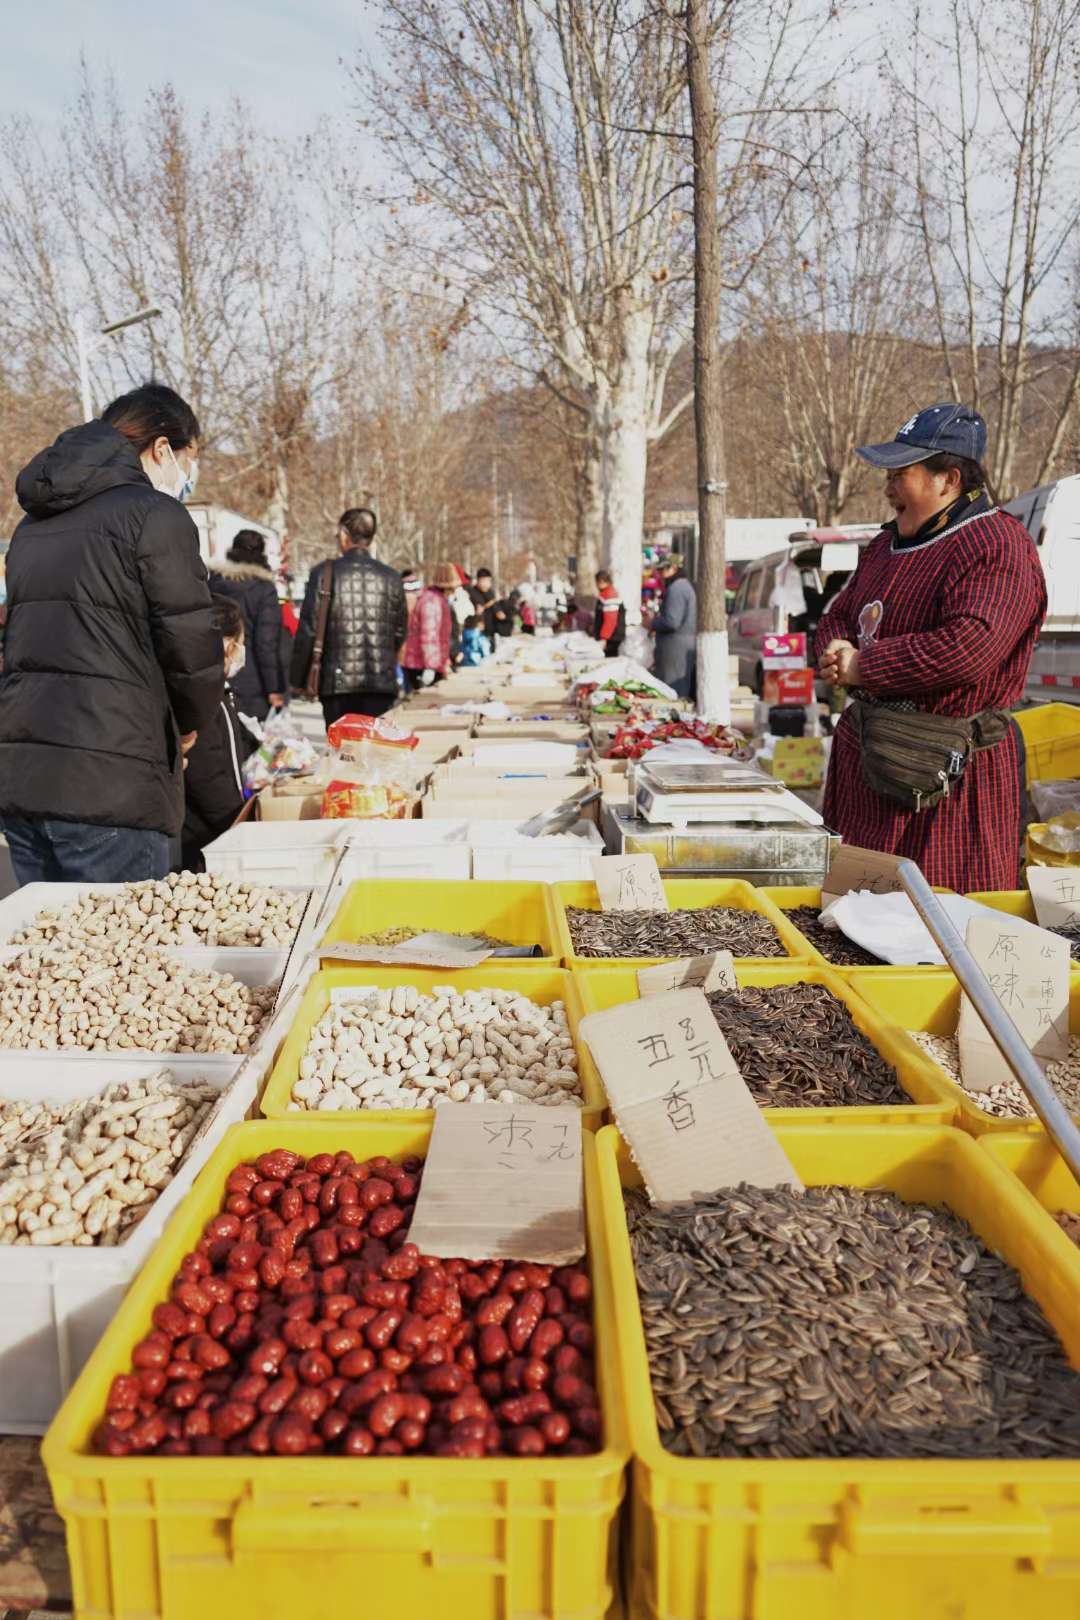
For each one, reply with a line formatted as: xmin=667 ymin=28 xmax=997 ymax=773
xmin=848 ymin=698 xmax=1011 ymax=813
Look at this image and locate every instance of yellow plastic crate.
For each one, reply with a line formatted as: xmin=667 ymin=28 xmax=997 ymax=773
xmin=760 ymin=884 xmax=953 ymax=973
xmin=259 ymin=963 xmax=604 ymax=1129
xmin=1014 ymin=702 xmax=1080 ymax=785
xmin=551 ymin=878 xmax=810 ymax=969
xmin=595 ymin=1120 xmax=1080 ymax=1620
xmin=42 ymin=1118 xmax=628 ymax=1620
xmin=845 ymin=970 xmax=1080 ymax=1136
xmin=979 ymin=1133 xmax=1080 ymax=1258
xmin=320 ymin=878 xmax=560 ymax=963
xmin=575 ymin=962 xmax=956 ymax=1126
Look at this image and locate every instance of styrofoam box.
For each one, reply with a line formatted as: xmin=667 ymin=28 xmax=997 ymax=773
xmin=203 ymin=821 xmax=348 ymax=887
xmin=469 ymin=820 xmax=603 ymax=881
xmin=0 ymin=948 xmax=286 ymax=1064
xmin=334 ymin=818 xmax=471 ymax=881
xmin=0 ymin=1052 xmax=254 ymax=1432
xmin=0 ymin=880 xmax=315 ymax=954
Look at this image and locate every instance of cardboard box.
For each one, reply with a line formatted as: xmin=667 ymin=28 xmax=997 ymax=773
xmin=763 ymin=667 xmax=815 ymax=706
xmin=767 ymin=736 xmax=825 ymax=787
xmin=255 ymin=779 xmax=324 ymax=821
xmin=762 ymin=632 xmax=807 ymax=669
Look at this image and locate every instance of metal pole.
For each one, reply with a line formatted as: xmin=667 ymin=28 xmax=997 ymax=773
xmin=76 ymin=315 xmax=93 ymax=422
xmin=897 ymin=859 xmax=1080 ymax=1182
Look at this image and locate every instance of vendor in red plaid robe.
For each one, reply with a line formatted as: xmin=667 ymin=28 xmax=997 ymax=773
xmin=816 ymin=405 xmax=1046 ymax=892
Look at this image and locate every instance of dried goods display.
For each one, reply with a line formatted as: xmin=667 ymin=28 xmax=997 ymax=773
xmin=705 ymin=981 xmax=907 ymax=1107
xmin=626 ymin=1182 xmax=1080 ymax=1459
xmin=784 ymin=906 xmax=884 ymax=967
xmin=1054 ymin=1211 xmax=1080 ymax=1246
xmin=352 ymin=928 xmax=510 ymax=950
xmin=566 ymin=905 xmax=785 ymax=959
xmin=1046 ymin=920 xmax=1080 ymax=962
xmin=0 ymin=1071 xmax=218 ymax=1246
xmin=0 ymin=944 xmax=276 ymax=1054
xmin=10 ymin=872 xmax=305 ymax=951
xmin=94 ymin=1146 xmax=600 ymax=1458
xmin=911 ymin=1031 xmax=1080 ymax=1118
xmin=291 ymin=986 xmax=581 ymax=1112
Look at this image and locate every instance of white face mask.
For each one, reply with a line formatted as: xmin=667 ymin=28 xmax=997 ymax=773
xmin=145 ymin=442 xmax=197 ymax=501
xmin=225 ymin=643 xmax=246 ymax=680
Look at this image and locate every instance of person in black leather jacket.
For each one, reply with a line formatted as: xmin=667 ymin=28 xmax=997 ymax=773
xmin=290 ymin=508 xmax=408 ymax=728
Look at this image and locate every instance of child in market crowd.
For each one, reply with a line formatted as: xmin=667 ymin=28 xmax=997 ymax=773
xmin=179 ymin=597 xmax=258 ymax=870
xmin=460 ymin=612 xmax=491 ymax=665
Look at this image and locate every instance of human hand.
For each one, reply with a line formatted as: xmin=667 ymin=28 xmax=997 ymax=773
xmin=818 ymin=639 xmax=854 ymax=685
xmin=180 ymin=731 xmax=198 ymax=754
xmin=268 ymin=693 xmax=284 ymax=708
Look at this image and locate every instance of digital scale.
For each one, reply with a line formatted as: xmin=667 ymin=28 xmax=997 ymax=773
xmin=633 ymin=759 xmax=824 ymax=831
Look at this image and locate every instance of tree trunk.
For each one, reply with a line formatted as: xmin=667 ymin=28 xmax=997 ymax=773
xmin=603 ymin=300 xmax=651 ymax=626
xmin=686 ymin=0 xmax=729 ymax=723
xmin=265 ymin=456 xmax=289 ymax=572
xmin=575 ymin=430 xmax=603 ymax=599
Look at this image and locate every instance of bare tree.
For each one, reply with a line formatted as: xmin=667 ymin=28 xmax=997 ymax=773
xmin=743 ymin=114 xmax=933 ymax=522
xmin=894 ymin=0 xmax=1080 ymax=496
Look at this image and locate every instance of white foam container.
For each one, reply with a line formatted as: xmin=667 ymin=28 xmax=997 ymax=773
xmin=468 ymin=819 xmax=603 ymax=881
xmin=333 ymin=819 xmax=471 ymax=881
xmin=0 ymin=1052 xmax=254 ymax=1432
xmin=0 ymin=948 xmax=286 ymax=1063
xmin=203 ymin=821 xmax=348 ymax=887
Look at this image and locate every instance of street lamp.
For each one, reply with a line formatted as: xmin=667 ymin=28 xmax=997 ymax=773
xmin=76 ymin=304 xmax=163 ymax=422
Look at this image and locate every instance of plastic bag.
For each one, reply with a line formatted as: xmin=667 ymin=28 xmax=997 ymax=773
xmin=323 ymin=713 xmax=424 ymax=814
xmin=242 ymin=709 xmax=324 ymax=792
xmin=1030 ymin=781 xmax=1080 ymax=822
xmin=621 ymin=625 xmax=655 ymax=669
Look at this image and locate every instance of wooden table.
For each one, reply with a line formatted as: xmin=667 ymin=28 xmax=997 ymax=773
xmin=0 ymin=1436 xmax=71 ymax=1616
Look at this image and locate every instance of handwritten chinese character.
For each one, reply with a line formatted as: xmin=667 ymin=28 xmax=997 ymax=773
xmin=542 ymin=1122 xmax=576 ymax=1163
xmin=1055 ymin=877 xmax=1078 ymax=903
xmin=483 ymin=1114 xmax=534 ymax=1168
xmin=988 ymin=969 xmax=1024 ymax=1010
xmin=638 ymin=1033 xmax=674 ymax=1066
xmin=664 ymin=1083 xmax=695 ymax=1132
xmin=990 ymin=932 xmax=1019 ymax=963
xmin=1041 ymin=977 xmax=1055 ymax=1001
xmin=687 ymin=1041 xmax=720 ymax=1081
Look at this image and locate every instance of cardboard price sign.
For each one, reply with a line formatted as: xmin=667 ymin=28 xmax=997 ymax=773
xmin=406 ymin=1103 xmax=584 ymax=1263
xmin=591 ymin=853 xmax=668 ymax=912
xmin=636 ymin=953 xmax=737 ymax=997
xmin=578 ymin=988 xmax=801 ymax=1204
xmin=957 ymin=912 xmax=1070 ymax=1094
xmin=1026 ymin=867 xmax=1080 ymax=929
xmin=822 ymin=845 xmax=905 ymax=906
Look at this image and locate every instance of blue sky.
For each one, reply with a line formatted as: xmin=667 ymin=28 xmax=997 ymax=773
xmin=0 ymin=0 xmax=378 ymax=134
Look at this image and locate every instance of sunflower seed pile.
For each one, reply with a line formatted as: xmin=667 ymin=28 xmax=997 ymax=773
xmin=566 ymin=906 xmax=785 ymax=959
xmin=705 ymin=981 xmax=907 ymax=1107
xmin=627 ymin=1182 xmax=1080 ymax=1459
xmin=353 ymin=928 xmax=508 ymax=949
xmin=911 ymin=1031 xmax=1080 ymax=1118
xmin=1047 ymin=920 xmax=1080 ymax=962
xmin=1054 ymin=1210 xmax=1080 ymax=1246
xmin=784 ymin=907 xmax=884 ymax=967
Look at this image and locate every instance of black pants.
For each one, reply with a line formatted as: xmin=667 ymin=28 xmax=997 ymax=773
xmin=321 ymin=691 xmax=396 ymax=729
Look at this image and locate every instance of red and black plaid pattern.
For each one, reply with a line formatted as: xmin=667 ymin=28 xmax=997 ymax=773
xmin=817 ymin=507 xmax=1046 ymax=891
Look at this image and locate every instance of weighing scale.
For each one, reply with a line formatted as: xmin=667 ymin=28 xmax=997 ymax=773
xmin=633 ymin=759 xmax=824 ymax=830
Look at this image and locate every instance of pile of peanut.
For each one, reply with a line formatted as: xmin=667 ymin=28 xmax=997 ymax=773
xmin=10 ymin=873 xmax=305 ymax=951
xmin=0 ymin=944 xmax=277 ymax=1054
xmin=0 ymin=1070 xmax=219 ymax=1246
xmin=290 ymin=985 xmax=582 ymax=1112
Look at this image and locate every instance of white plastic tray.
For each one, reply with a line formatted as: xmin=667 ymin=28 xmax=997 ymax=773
xmin=0 ymin=1052 xmax=254 ymax=1432
xmin=468 ymin=819 xmax=603 ymax=882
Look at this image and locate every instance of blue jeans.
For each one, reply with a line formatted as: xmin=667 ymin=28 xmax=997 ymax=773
xmin=2 ymin=817 xmax=171 ymax=886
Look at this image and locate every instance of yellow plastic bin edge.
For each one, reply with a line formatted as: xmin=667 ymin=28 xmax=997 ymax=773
xmin=574 ymin=961 xmax=958 ymax=1127
xmin=258 ymin=962 xmax=605 ymax=1129
xmin=43 ymin=1118 xmax=629 ymax=1620
xmin=551 ymin=877 xmax=816 ymax=969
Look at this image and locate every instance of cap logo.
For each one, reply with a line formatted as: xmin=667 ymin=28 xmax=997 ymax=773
xmin=898 ymin=414 xmax=919 ymax=437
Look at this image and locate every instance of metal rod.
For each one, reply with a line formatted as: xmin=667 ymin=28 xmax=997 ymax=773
xmin=897 ymin=859 xmax=1080 ymax=1183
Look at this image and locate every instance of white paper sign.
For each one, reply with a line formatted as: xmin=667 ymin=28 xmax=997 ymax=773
xmin=591 ymin=854 xmax=668 ymax=912
xmin=1026 ymin=867 xmax=1080 ymax=929
xmin=958 ymin=912 xmax=1070 ymax=1093
xmin=636 ymin=953 xmax=737 ymax=996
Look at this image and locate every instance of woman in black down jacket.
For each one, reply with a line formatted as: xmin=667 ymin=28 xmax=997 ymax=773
xmin=209 ymin=529 xmax=284 ymax=726
xmin=0 ymin=384 xmax=223 ymax=884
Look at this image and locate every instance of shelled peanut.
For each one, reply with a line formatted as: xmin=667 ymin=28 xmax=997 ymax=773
xmin=95 ymin=1147 xmax=600 ymax=1458
xmin=10 ymin=872 xmax=305 ymax=951
xmin=0 ymin=1071 xmax=219 ymax=1246
xmin=0 ymin=944 xmax=277 ymax=1054
xmin=290 ymin=986 xmax=582 ymax=1112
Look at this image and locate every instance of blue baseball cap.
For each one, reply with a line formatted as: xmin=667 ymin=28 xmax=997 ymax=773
xmin=856 ymin=403 xmax=987 ymax=469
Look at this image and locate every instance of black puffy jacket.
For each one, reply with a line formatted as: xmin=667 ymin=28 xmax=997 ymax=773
xmin=290 ymin=548 xmax=408 ymax=697
xmin=0 ymin=421 xmax=223 ymax=837
xmin=181 ymin=684 xmax=256 ymax=866
xmin=208 ymin=560 xmax=283 ymax=717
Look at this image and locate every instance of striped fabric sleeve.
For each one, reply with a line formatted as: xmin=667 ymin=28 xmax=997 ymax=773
xmin=857 ymin=528 xmax=1042 ymax=697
